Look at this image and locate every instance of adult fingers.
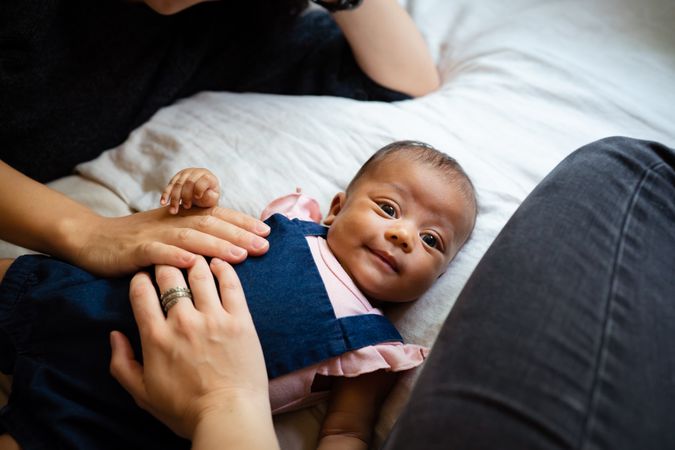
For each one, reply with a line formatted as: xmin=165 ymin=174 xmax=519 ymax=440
xmin=133 ymin=241 xmax=197 ymax=269
xmin=179 ymin=208 xmax=269 ymax=256
xmin=162 ymin=227 xmax=249 ymax=263
xmin=163 ymin=204 xmax=269 ymax=246
xmin=168 ymin=214 xmax=269 ymax=262
xmin=186 ymin=256 xmax=221 ymax=315
xmin=109 ymin=330 xmax=149 ymax=410
xmin=207 ymin=206 xmax=270 ymax=238
xmin=210 ymin=258 xmax=249 ymax=317
xmin=129 ymin=272 xmax=167 ymax=334
xmin=107 ymin=206 xmax=270 ymax=273
xmin=155 ymin=264 xmax=194 ymax=317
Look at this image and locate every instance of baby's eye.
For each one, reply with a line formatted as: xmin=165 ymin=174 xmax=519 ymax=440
xmin=421 ymin=233 xmax=438 ymax=248
xmin=379 ymin=203 xmax=397 ymax=217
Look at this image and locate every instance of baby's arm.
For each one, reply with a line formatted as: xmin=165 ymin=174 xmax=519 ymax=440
xmin=330 ymin=0 xmax=440 ymax=97
xmin=160 ymin=168 xmax=220 ymax=214
xmin=318 ymin=370 xmax=397 ymax=450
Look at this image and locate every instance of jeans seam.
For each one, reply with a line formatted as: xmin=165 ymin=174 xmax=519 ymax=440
xmin=578 ymin=161 xmax=665 ymax=449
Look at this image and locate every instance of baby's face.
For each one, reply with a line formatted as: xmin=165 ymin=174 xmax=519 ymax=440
xmin=324 ymin=156 xmax=475 ymax=302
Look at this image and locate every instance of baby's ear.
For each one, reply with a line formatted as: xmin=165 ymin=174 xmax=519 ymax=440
xmin=323 ymin=192 xmax=346 ymax=226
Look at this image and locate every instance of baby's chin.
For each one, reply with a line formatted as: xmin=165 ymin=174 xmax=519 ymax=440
xmin=375 ymin=295 xmax=419 ymax=304
xmin=360 ymin=285 xmax=420 ymax=304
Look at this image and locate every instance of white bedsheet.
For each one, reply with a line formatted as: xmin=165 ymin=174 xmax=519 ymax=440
xmin=75 ymin=0 xmax=675 ymax=447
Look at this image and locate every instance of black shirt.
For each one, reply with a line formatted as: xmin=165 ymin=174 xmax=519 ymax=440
xmin=0 ymin=0 xmax=408 ymax=182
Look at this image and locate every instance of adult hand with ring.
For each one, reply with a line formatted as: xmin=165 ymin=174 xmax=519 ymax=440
xmin=109 ymin=257 xmax=279 ymax=449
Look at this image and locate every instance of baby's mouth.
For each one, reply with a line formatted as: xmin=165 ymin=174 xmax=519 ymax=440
xmin=369 ymin=248 xmax=399 ymax=273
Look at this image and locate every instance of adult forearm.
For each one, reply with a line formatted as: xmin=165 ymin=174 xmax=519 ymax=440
xmin=0 ymin=160 xmax=97 ymax=259
xmin=332 ymin=0 xmax=440 ymax=97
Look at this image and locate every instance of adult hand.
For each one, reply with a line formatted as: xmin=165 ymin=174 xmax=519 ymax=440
xmin=110 ymin=257 xmax=278 ymax=448
xmin=71 ymin=206 xmax=270 ymax=277
xmin=0 ymin=161 xmax=269 ymax=278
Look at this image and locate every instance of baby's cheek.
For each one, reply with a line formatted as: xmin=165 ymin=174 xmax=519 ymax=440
xmin=408 ymin=268 xmax=440 ymax=297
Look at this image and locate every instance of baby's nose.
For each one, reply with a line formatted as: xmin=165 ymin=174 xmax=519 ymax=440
xmin=385 ymin=227 xmax=414 ymax=253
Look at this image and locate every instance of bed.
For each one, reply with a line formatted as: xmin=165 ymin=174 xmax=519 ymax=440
xmin=1 ymin=0 xmax=674 ymax=448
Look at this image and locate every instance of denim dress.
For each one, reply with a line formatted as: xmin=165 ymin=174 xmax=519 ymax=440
xmin=0 ymin=213 xmax=403 ymax=450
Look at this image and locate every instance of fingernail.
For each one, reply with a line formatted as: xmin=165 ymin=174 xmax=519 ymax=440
xmin=230 ymin=247 xmax=246 ymax=258
xmin=252 ymin=237 xmax=268 ymax=250
xmin=256 ymin=223 xmax=271 ymax=234
xmin=211 ymin=257 xmax=223 ymax=266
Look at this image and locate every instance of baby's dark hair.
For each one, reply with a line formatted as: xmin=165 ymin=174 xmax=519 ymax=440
xmin=347 ymin=141 xmax=477 ymax=220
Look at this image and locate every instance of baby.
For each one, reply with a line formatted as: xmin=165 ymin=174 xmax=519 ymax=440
xmin=0 ymin=141 xmax=476 ymax=450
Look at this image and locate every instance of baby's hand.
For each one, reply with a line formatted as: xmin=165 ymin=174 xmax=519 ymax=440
xmin=161 ymin=168 xmax=220 ymax=214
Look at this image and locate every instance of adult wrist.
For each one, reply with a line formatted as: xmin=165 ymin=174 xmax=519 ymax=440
xmin=192 ymin=391 xmax=278 ymax=450
xmin=54 ymin=208 xmax=103 ymax=264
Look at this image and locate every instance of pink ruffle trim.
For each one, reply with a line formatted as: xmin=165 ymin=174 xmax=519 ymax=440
xmin=269 ymin=342 xmax=429 ymax=414
xmin=316 ymin=342 xmax=429 ymax=378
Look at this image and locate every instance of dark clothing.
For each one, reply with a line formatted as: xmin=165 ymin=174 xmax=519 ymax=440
xmin=0 ymin=214 xmax=402 ymax=450
xmin=0 ymin=1 xmax=409 ymax=183
xmin=384 ymin=137 xmax=675 ymax=450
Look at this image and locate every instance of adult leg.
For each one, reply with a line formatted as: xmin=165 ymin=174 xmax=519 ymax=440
xmin=384 ymin=137 xmax=675 ymax=449
xmin=0 ymin=435 xmax=20 ymax=450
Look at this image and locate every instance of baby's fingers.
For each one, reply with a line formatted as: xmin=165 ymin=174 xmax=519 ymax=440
xmin=194 ymin=174 xmax=219 ymax=199
xmin=193 ymin=175 xmax=220 ymax=207
xmin=161 ymin=183 xmax=175 ymax=207
xmin=161 ymin=172 xmax=185 ymax=207
xmin=168 ymin=179 xmax=187 ymax=214
xmin=179 ymin=179 xmax=196 ymax=210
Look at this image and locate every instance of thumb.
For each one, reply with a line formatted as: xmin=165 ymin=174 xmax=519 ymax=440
xmin=206 ymin=189 xmax=219 ymax=200
xmin=196 ymin=189 xmax=219 ymax=207
xmin=109 ymin=331 xmax=149 ymax=408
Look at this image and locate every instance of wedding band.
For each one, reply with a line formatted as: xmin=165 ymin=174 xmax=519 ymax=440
xmin=160 ymin=287 xmax=193 ymax=314
xmin=162 ymin=296 xmax=183 ymax=313
xmin=160 ymin=287 xmax=192 ymax=301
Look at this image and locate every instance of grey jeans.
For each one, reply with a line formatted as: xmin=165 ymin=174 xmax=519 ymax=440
xmin=384 ymin=137 xmax=675 ymax=450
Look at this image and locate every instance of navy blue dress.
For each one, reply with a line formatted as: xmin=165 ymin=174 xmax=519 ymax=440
xmin=0 ymin=214 xmax=402 ymax=450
